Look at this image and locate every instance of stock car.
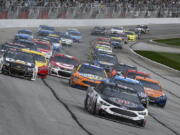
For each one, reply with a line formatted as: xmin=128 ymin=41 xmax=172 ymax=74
xmin=0 ymin=42 xmax=28 ymax=52
xmin=17 ymin=29 xmax=33 ymax=38
xmin=93 ymin=44 xmax=113 ymax=54
xmin=0 ymin=48 xmax=37 ymax=80
xmin=32 ymin=39 xmax=52 ymax=59
xmin=84 ymin=82 xmax=148 ymax=127
xmin=110 ymin=27 xmax=125 ymax=34
xmin=49 ymin=54 xmax=80 ymax=78
xmin=95 ymin=37 xmax=110 ymax=42
xmin=110 ymin=37 xmax=124 ymax=49
xmin=15 ymin=33 xmax=33 ymax=41
xmin=108 ymin=33 xmax=128 ymax=44
xmin=124 ymin=31 xmax=138 ymax=41
xmin=15 ymin=39 xmax=37 ymax=51
xmin=113 ymin=63 xmax=137 ymax=75
xmin=91 ymin=27 xmax=107 ymax=36
xmin=92 ymin=53 xmax=118 ymax=71
xmin=69 ymin=63 xmax=107 ymax=88
xmin=124 ymin=70 xmax=150 ymax=79
xmin=135 ymin=25 xmax=150 ymax=34
xmin=38 ymin=25 xmax=55 ymax=32
xmin=136 ymin=76 xmax=167 ymax=108
xmin=107 ymin=75 xmax=149 ymax=108
xmin=128 ymin=28 xmax=141 ymax=39
xmin=22 ymin=49 xmax=48 ymax=79
xmin=60 ymin=35 xmax=73 ymax=46
xmin=47 ymin=36 xmax=62 ymax=52
xmin=66 ymin=29 xmax=82 ymax=42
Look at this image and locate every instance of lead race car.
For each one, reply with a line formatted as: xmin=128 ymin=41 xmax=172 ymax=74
xmin=0 ymin=48 xmax=37 ymax=80
xmin=84 ymin=82 xmax=148 ymax=127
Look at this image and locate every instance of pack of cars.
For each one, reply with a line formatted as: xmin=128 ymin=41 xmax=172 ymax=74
xmin=0 ymin=25 xmax=168 ymax=127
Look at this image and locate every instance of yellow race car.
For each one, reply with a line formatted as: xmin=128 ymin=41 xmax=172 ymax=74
xmin=124 ymin=31 xmax=138 ymax=41
xmin=22 ymin=49 xmax=49 ymax=79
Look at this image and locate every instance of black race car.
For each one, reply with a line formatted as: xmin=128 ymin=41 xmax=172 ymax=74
xmin=14 ymin=39 xmax=37 ymax=51
xmin=84 ymin=82 xmax=148 ymax=127
xmin=113 ymin=63 xmax=137 ymax=75
xmin=91 ymin=27 xmax=106 ymax=36
xmin=0 ymin=49 xmax=37 ymax=80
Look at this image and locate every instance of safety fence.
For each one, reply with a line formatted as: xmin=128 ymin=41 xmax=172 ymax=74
xmin=0 ymin=3 xmax=180 ymax=19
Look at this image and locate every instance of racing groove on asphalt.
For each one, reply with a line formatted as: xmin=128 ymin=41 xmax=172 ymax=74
xmin=0 ymin=24 xmax=180 ymax=135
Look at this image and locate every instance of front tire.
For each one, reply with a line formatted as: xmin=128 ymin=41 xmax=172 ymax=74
xmin=137 ymin=119 xmax=146 ymax=127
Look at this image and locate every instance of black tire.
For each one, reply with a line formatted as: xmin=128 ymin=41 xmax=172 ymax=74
xmin=69 ymin=79 xmax=75 ymax=87
xmin=92 ymin=100 xmax=97 ymax=115
xmin=158 ymin=103 xmax=166 ymax=108
xmin=84 ymin=96 xmax=88 ymax=110
xmin=137 ymin=119 xmax=146 ymax=127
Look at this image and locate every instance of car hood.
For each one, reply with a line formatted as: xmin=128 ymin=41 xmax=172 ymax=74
xmin=36 ymin=61 xmax=47 ymax=67
xmin=144 ymin=87 xmax=164 ymax=98
xmin=79 ymin=73 xmax=104 ymax=81
xmin=55 ymin=62 xmax=74 ymax=70
xmin=5 ymin=57 xmax=34 ymax=67
xmin=102 ymin=96 xmax=144 ymax=111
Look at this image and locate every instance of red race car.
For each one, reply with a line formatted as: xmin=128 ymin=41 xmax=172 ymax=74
xmin=33 ymin=39 xmax=52 ymax=59
xmin=49 ymin=53 xmax=80 ymax=79
xmin=124 ymin=69 xmax=150 ymax=79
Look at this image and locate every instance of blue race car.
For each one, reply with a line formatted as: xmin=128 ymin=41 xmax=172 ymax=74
xmin=66 ymin=30 xmax=82 ymax=42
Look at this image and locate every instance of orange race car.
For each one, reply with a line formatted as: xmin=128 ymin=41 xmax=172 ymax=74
xmin=136 ymin=76 xmax=167 ymax=108
xmin=69 ymin=63 xmax=107 ymax=89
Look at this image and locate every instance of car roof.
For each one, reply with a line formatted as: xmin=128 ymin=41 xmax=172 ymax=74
xmin=114 ymin=75 xmax=140 ymax=84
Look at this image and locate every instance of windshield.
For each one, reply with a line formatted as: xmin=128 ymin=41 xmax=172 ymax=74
xmin=41 ymin=26 xmax=54 ymax=31
xmin=48 ymin=37 xmax=59 ymax=43
xmin=15 ymin=41 xmax=37 ymax=50
xmin=78 ymin=65 xmax=106 ymax=78
xmin=36 ymin=42 xmax=50 ymax=50
xmin=34 ymin=54 xmax=46 ymax=63
xmin=101 ymin=85 xmax=140 ymax=103
xmin=55 ymin=56 xmax=78 ymax=66
xmin=69 ymin=31 xmax=81 ymax=36
xmin=138 ymin=80 xmax=161 ymax=90
xmin=114 ymin=79 xmax=144 ymax=93
xmin=19 ymin=31 xmax=32 ymax=35
xmin=97 ymin=55 xmax=117 ymax=64
xmin=6 ymin=51 xmax=34 ymax=63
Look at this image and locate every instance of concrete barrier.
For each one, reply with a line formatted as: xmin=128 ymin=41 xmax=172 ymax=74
xmin=1 ymin=18 xmax=180 ymax=28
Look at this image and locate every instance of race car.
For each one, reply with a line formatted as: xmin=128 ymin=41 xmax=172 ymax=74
xmin=17 ymin=29 xmax=33 ymax=39
xmin=22 ymin=49 xmax=48 ymax=79
xmin=49 ymin=54 xmax=80 ymax=79
xmin=38 ymin=25 xmax=55 ymax=32
xmin=124 ymin=70 xmax=150 ymax=79
xmin=69 ymin=63 xmax=107 ymax=88
xmin=113 ymin=63 xmax=137 ymax=75
xmin=92 ymin=41 xmax=111 ymax=48
xmin=0 ymin=42 xmax=28 ymax=52
xmin=92 ymin=53 xmax=118 ymax=71
xmin=124 ymin=31 xmax=138 ymax=41
xmin=110 ymin=37 xmax=124 ymax=49
xmin=93 ymin=44 xmax=113 ymax=54
xmin=107 ymin=75 xmax=149 ymax=108
xmin=110 ymin=27 xmax=125 ymax=34
xmin=0 ymin=48 xmax=37 ymax=80
xmin=91 ymin=27 xmax=106 ymax=36
xmin=136 ymin=76 xmax=167 ymax=108
xmin=135 ymin=25 xmax=150 ymax=34
xmin=15 ymin=33 xmax=33 ymax=41
xmin=66 ymin=29 xmax=82 ymax=42
xmin=128 ymin=28 xmax=141 ymax=39
xmin=14 ymin=39 xmax=37 ymax=51
xmin=95 ymin=37 xmax=110 ymax=42
xmin=60 ymin=35 xmax=73 ymax=46
xmin=32 ymin=39 xmax=52 ymax=59
xmin=108 ymin=33 xmax=128 ymax=44
xmin=84 ymin=82 xmax=148 ymax=127
xmin=47 ymin=36 xmax=62 ymax=53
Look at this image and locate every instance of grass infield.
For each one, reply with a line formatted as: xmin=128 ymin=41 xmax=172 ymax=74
xmin=135 ymin=51 xmax=180 ymax=71
xmin=154 ymin=38 xmax=180 ymax=46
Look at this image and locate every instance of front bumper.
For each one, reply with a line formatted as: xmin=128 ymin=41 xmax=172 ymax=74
xmin=96 ymin=98 xmax=148 ymax=121
xmin=71 ymin=75 xmax=102 ymax=87
xmin=49 ymin=66 xmax=72 ymax=79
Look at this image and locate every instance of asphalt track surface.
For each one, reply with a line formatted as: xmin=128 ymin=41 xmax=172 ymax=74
xmin=0 ymin=24 xmax=180 ymax=135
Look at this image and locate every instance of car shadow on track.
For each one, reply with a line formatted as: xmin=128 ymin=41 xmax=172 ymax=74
xmin=76 ymin=105 xmax=143 ymax=128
